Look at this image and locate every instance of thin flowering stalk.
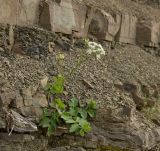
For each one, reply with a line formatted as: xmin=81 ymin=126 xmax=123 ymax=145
xmin=55 ymin=40 xmax=105 ymax=81
xmin=56 ymin=53 xmax=65 ymax=76
xmin=67 ymin=51 xmax=88 ymax=79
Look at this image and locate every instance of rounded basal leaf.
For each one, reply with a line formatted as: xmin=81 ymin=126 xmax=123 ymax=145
xmin=78 ymin=118 xmax=88 ymax=126
xmin=69 ymin=123 xmax=80 ymax=133
xmin=82 ymin=123 xmax=92 ymax=133
xmin=78 ymin=108 xmax=88 ymax=119
xmin=78 ymin=119 xmax=92 ymax=133
xmin=61 ymin=112 xmax=72 ymax=121
xmin=61 ymin=112 xmax=76 ymax=124
xmin=65 ymin=119 xmax=76 ymax=124
xmin=69 ymin=98 xmax=79 ymax=107
xmin=69 ymin=107 xmax=78 ymax=116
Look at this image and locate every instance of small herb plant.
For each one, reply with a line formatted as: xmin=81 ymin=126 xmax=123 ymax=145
xmin=40 ymin=39 xmax=105 ymax=136
xmin=39 ymin=75 xmax=97 ymax=136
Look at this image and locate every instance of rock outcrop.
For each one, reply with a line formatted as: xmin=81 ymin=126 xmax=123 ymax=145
xmin=1 ymin=0 xmax=160 ymax=47
xmin=0 ymin=25 xmax=160 ymax=150
xmin=1 ymin=0 xmax=160 ymax=151
xmin=0 ymin=0 xmax=40 ymax=26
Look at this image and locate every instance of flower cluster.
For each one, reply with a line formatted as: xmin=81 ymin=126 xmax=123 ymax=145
xmin=86 ymin=41 xmax=105 ymax=59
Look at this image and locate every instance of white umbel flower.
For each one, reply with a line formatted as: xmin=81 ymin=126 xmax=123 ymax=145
xmin=86 ymin=41 xmax=105 ymax=59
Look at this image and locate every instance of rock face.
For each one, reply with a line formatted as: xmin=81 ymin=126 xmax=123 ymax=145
xmin=0 ymin=0 xmax=160 ymax=48
xmin=39 ymin=0 xmax=78 ymax=34
xmin=1 ymin=0 xmax=160 ymax=47
xmin=0 ymin=25 xmax=160 ymax=150
xmin=0 ymin=0 xmax=40 ymax=26
xmin=137 ymin=21 xmax=160 ymax=47
xmin=1 ymin=1 xmax=160 ymax=151
xmin=39 ymin=0 xmax=88 ymax=36
xmin=88 ymin=10 xmax=121 ymax=41
xmin=0 ymin=133 xmax=48 ymax=151
xmin=0 ymin=108 xmax=38 ymax=133
xmin=117 ymin=14 xmax=137 ymax=44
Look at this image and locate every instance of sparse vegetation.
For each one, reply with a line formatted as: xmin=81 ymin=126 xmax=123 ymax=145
xmin=39 ymin=39 xmax=105 ymax=136
xmin=141 ymin=96 xmax=160 ymax=122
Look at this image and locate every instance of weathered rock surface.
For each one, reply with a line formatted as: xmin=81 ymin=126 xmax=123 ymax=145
xmin=0 ymin=25 xmax=160 ymax=150
xmin=0 ymin=109 xmax=37 ymax=133
xmin=117 ymin=14 xmax=138 ymax=44
xmin=137 ymin=21 xmax=160 ymax=47
xmin=1 ymin=0 xmax=160 ymax=47
xmin=38 ymin=0 xmax=160 ymax=47
xmin=0 ymin=133 xmax=48 ymax=151
xmin=1 ymin=0 xmax=160 ymax=150
xmin=39 ymin=0 xmax=88 ymax=36
xmin=88 ymin=10 xmax=121 ymax=41
xmin=39 ymin=0 xmax=77 ymax=34
xmin=0 ymin=0 xmax=40 ymax=26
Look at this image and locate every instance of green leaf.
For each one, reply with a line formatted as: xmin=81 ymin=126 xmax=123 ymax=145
xmin=79 ymin=129 xmax=85 ymax=136
xmin=87 ymin=109 xmax=96 ymax=118
xmin=39 ymin=117 xmax=50 ymax=128
xmin=78 ymin=118 xmax=88 ymax=126
xmin=51 ymin=112 xmax=59 ymax=124
xmin=78 ymin=108 xmax=87 ymax=119
xmin=47 ymin=125 xmax=55 ymax=136
xmin=52 ymin=75 xmax=65 ymax=94
xmin=61 ymin=112 xmax=71 ymax=121
xmin=69 ymin=98 xmax=78 ymax=108
xmin=78 ymin=119 xmax=91 ymax=132
xmin=76 ymin=117 xmax=81 ymax=122
xmin=87 ymin=99 xmax=97 ymax=110
xmin=55 ymin=98 xmax=65 ymax=110
xmin=82 ymin=123 xmax=91 ymax=133
xmin=69 ymin=123 xmax=80 ymax=133
xmin=66 ymin=119 xmax=76 ymax=124
xmin=69 ymin=107 xmax=78 ymax=117
xmin=50 ymin=119 xmax=56 ymax=129
xmin=61 ymin=112 xmax=76 ymax=124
